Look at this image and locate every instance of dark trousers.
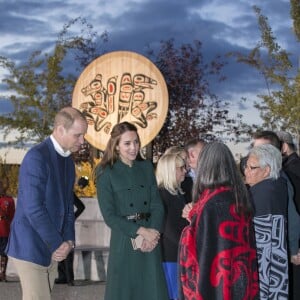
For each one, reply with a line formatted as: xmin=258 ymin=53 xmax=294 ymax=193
xmin=82 ymin=251 xmax=106 ymax=281
xmin=57 ymin=251 xmax=74 ymax=283
xmin=0 ymin=237 xmax=8 ymax=255
xmin=290 ymin=264 xmax=300 ymax=300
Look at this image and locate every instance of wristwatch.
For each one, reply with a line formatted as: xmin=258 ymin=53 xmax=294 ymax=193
xmin=67 ymin=240 xmax=75 ymax=249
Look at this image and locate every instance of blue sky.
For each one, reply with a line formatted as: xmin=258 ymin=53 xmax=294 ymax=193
xmin=0 ymin=0 xmax=298 ymax=150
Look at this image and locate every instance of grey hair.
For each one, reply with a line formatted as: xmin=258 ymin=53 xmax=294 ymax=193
xmin=248 ymin=144 xmax=282 ymax=179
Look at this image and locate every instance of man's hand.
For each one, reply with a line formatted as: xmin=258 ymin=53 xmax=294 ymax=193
xmin=291 ymin=249 xmax=300 ymax=265
xmin=52 ymin=241 xmax=73 ymax=262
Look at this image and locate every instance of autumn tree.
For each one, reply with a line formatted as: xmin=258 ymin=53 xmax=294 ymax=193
xmin=291 ymin=0 xmax=300 ymax=41
xmin=0 ymin=19 xmax=247 ymax=161
xmin=0 ymin=17 xmax=107 ymax=146
xmin=231 ymin=5 xmax=300 ymax=148
xmin=0 ymin=158 xmax=19 ymax=196
xmin=147 ymin=39 xmax=245 ymax=157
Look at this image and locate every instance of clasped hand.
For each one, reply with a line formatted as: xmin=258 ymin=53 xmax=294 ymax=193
xmin=136 ymin=227 xmax=160 ymax=252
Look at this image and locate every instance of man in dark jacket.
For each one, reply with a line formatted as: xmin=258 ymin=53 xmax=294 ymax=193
xmin=277 ymin=131 xmax=300 ymax=300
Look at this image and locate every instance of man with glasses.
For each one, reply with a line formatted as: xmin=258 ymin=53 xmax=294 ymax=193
xmin=277 ymin=131 xmax=300 ymax=300
xmin=251 ymin=130 xmax=300 ymax=299
xmin=245 ymin=143 xmax=288 ymax=299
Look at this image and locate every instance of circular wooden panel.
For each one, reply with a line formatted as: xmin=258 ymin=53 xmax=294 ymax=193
xmin=72 ymin=51 xmax=169 ymax=151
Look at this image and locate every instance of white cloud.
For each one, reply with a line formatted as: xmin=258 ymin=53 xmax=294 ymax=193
xmin=0 ymin=0 xmax=297 ymax=147
xmin=193 ymin=1 xmax=248 ymax=28
xmin=191 ymin=0 xmax=294 ymax=50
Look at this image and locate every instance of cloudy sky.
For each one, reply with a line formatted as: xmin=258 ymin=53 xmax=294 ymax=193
xmin=0 ymin=0 xmax=298 ymax=153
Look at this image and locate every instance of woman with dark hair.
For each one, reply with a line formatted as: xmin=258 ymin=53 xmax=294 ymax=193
xmin=178 ymin=142 xmax=259 ymax=300
xmin=96 ymin=121 xmax=168 ymax=300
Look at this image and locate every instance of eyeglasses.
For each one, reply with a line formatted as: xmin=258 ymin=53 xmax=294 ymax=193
xmin=245 ymin=165 xmax=261 ymax=170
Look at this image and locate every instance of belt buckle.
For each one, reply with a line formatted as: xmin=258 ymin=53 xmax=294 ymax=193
xmin=135 ymin=213 xmax=141 ymax=220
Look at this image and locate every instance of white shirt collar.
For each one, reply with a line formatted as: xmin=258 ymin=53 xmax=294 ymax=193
xmin=50 ymin=135 xmax=71 ymax=157
xmin=189 ymin=168 xmax=196 ymax=181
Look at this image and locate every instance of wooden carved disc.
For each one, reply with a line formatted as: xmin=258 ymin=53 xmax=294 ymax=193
xmin=72 ymin=51 xmax=169 ymax=151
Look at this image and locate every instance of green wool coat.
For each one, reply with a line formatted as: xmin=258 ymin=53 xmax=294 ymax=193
xmin=97 ymin=159 xmax=169 ymax=300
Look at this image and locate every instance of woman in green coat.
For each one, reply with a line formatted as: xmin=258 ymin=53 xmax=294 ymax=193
xmin=96 ymin=121 xmax=169 ymax=300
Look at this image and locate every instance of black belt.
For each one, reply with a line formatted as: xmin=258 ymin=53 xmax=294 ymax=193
xmin=124 ymin=213 xmax=151 ymax=220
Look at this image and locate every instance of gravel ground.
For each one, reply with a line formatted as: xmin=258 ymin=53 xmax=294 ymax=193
xmin=0 ymin=277 xmax=106 ymax=300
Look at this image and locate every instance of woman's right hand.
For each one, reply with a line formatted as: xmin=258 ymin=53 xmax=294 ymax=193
xmin=137 ymin=227 xmax=160 ymax=244
xmin=182 ymin=202 xmax=193 ymax=222
xmin=140 ymin=239 xmax=156 ymax=252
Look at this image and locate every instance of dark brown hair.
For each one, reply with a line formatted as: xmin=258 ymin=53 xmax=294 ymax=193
xmin=97 ymin=121 xmax=141 ymax=172
xmin=193 ymin=142 xmax=253 ymax=216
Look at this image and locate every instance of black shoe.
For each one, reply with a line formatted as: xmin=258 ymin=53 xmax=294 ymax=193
xmin=68 ymin=280 xmax=75 ymax=286
xmin=55 ymin=278 xmax=67 ymax=284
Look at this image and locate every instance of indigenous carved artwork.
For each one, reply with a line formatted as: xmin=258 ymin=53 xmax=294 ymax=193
xmin=72 ymin=51 xmax=169 ymax=151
